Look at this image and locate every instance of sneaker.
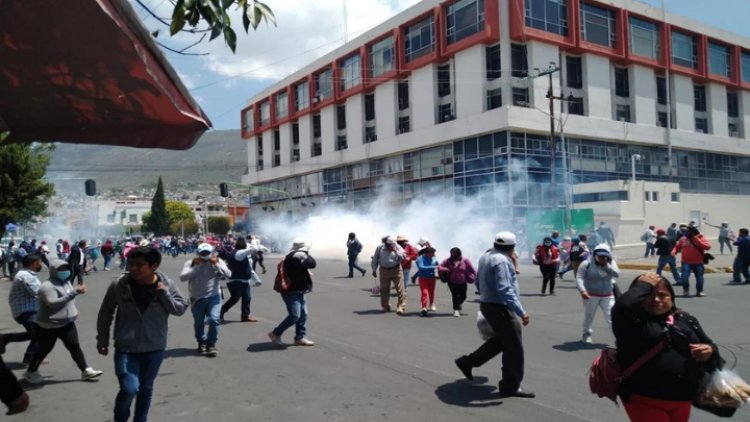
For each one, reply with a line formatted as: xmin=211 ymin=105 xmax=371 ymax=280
xmin=23 ymin=371 xmax=46 ymax=384
xmin=453 ymin=310 xmax=461 ymax=318
xmin=454 ymin=356 xmax=474 ymax=381
xmin=382 ymin=305 xmax=391 ymax=313
xmin=429 ymin=304 xmax=437 ymax=312
xmin=696 ymin=292 xmax=705 ymax=297
xmin=198 ymin=343 xmax=207 ymax=355
xmin=498 ymin=387 xmax=536 ymax=398
xmin=82 ymin=367 xmax=103 ymax=380
xmin=294 ymin=338 xmax=315 ymax=346
xmin=550 ymin=291 xmax=556 ymax=296
xmin=557 ymin=272 xmax=564 ymax=280
xmin=241 ymin=316 xmax=258 ymax=322
xmin=396 ymin=308 xmax=405 ymax=315
xmin=220 ymin=313 xmax=226 ymax=324
xmin=683 ymin=290 xmax=690 ymax=297
xmin=421 ymin=308 xmax=428 ymax=317
xmin=204 ymin=346 xmax=217 ymax=357
xmin=268 ymin=332 xmax=287 ymax=348
xmin=361 ymin=270 xmax=366 ymax=277
xmin=581 ymin=334 xmax=593 ymax=344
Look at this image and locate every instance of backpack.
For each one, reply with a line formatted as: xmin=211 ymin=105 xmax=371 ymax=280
xmin=570 ymin=245 xmax=584 ymax=262
xmin=589 ymin=342 xmax=664 ymax=404
xmin=640 ymin=232 xmax=649 ymax=242
xmin=273 ymin=257 xmax=293 ymax=293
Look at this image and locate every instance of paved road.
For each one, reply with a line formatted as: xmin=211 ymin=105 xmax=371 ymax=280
xmin=1 ymin=255 xmax=748 ymax=422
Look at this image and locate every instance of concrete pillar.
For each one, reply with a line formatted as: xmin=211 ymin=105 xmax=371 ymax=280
xmin=582 ymin=54 xmax=612 ymax=120
xmin=411 ymin=64 xmax=437 ymax=130
xmin=346 ymin=94 xmax=364 ymax=146
xmin=320 ymin=105 xmax=335 ymax=154
xmin=671 ymin=74 xmax=694 ymax=132
xmin=261 ymin=130 xmax=272 ymax=171
xmin=375 ymin=80 xmax=397 ymax=137
xmin=632 ymin=65 xmax=656 ymax=126
xmin=455 ymin=44 xmax=484 ymax=118
xmin=742 ymin=91 xmax=750 ymax=139
xmin=707 ymin=83 xmax=728 ymax=137
xmin=279 ymin=122 xmax=291 ymax=166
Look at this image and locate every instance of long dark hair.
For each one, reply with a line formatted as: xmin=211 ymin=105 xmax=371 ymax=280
xmin=235 ymin=237 xmax=247 ymax=250
xmin=629 ymin=274 xmax=677 ymax=313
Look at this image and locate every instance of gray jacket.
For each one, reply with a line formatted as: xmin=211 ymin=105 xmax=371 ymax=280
xmin=576 ymin=259 xmax=620 ymax=296
xmin=97 ymin=273 xmax=188 ymax=353
xmin=36 ymin=279 xmax=79 ymax=329
xmin=179 ymin=258 xmax=231 ymax=299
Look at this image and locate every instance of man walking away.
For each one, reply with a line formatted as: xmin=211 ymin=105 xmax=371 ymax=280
xmin=97 ymin=246 xmax=187 ymax=422
xmin=732 ymin=228 xmax=750 ymax=284
xmin=575 ymin=244 xmax=619 ymax=344
xmin=371 ymin=236 xmax=406 ymax=314
xmin=67 ymin=240 xmax=87 ymax=286
xmin=654 ymin=228 xmax=681 ymax=284
xmin=454 ymin=232 xmax=534 ymax=399
xmin=268 ymin=240 xmax=317 ymax=348
xmin=346 ymin=233 xmax=366 ymax=278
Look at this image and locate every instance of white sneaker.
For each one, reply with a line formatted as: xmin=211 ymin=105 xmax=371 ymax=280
xmin=581 ymin=334 xmax=593 ymax=344
xmin=23 ymin=371 xmax=46 ymax=384
xmin=429 ymin=304 xmax=437 ymax=312
xmin=82 ymin=368 xmax=103 ymax=380
xmin=268 ymin=332 xmax=287 ymax=348
xmin=453 ymin=310 xmax=461 ymax=317
xmin=294 ymin=338 xmax=315 ymax=346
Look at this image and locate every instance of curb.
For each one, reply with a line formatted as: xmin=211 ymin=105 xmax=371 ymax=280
xmin=618 ymin=263 xmax=733 ymax=274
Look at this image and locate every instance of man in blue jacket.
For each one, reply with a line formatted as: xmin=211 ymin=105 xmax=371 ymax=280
xmin=732 ymin=228 xmax=750 ymax=284
xmin=454 ymin=232 xmax=534 ymax=398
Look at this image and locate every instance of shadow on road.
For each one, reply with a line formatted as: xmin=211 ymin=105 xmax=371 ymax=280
xmin=164 ymin=347 xmax=199 ymax=358
xmin=552 ymin=341 xmax=608 ymax=352
xmin=435 ymin=376 xmax=504 ymax=408
xmin=247 ymin=342 xmax=286 ymax=352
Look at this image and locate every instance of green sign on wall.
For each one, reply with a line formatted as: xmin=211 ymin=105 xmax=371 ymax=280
xmin=524 ymin=208 xmax=595 ymax=252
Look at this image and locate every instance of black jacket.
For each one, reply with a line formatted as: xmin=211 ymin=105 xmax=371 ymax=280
xmin=612 ymin=282 xmax=721 ymax=402
xmin=654 ymin=236 xmax=674 ymax=256
xmin=68 ymin=246 xmax=84 ymax=270
xmin=283 ymin=250 xmax=316 ymax=294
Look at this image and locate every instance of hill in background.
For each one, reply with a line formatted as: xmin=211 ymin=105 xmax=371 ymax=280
xmin=47 ymin=130 xmax=248 ymax=194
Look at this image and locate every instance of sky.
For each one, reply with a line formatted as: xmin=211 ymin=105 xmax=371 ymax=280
xmin=132 ymin=0 xmax=750 ymax=131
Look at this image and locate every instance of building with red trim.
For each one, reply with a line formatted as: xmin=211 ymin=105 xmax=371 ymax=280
xmin=240 ymin=0 xmax=750 ymax=242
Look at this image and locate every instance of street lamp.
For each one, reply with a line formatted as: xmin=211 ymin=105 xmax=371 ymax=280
xmin=631 ymin=154 xmax=642 ymax=182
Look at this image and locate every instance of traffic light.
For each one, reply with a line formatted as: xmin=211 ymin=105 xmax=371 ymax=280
xmin=85 ymin=179 xmax=96 ymax=196
xmin=219 ymin=182 xmax=229 ymax=198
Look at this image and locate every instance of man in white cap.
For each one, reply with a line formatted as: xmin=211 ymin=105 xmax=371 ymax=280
xmin=268 ymin=240 xmax=317 ymax=347
xmin=179 ymin=243 xmax=230 ymax=357
xmin=575 ymin=243 xmax=619 ymax=344
xmin=371 ymin=236 xmax=406 ymax=314
xmin=455 ymin=231 xmax=535 ymax=398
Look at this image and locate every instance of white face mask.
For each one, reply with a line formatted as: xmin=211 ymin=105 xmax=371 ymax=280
xmin=200 ymin=254 xmax=212 ymax=261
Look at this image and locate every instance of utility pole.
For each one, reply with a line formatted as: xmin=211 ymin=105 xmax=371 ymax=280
xmin=536 ymin=64 xmax=562 ymax=187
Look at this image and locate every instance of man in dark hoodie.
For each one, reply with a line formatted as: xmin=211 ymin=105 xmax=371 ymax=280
xmin=97 ymin=246 xmax=187 ymax=422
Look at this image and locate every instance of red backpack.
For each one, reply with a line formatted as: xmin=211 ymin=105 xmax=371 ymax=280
xmin=273 ymin=258 xmax=292 ymax=293
xmin=589 ymin=342 xmax=664 ymax=404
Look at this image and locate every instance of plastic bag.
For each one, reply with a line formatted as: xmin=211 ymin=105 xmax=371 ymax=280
xmin=476 ymin=310 xmax=495 ymax=340
xmin=695 ymin=369 xmax=750 ymax=408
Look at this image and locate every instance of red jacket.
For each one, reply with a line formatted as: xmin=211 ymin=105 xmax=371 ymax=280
xmin=533 ymin=245 xmax=560 ymax=266
xmin=672 ymin=235 xmax=711 ymax=265
xmin=400 ymin=244 xmax=418 ymax=269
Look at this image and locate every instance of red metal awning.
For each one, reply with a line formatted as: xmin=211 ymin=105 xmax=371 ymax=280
xmin=0 ymin=0 xmax=211 ymax=150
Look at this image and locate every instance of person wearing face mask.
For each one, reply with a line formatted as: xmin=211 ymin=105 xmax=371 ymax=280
xmin=533 ymin=237 xmax=560 ymax=296
xmin=575 ymin=244 xmax=619 ymax=344
xmin=671 ymin=225 xmax=711 ymax=297
xmin=179 ymin=243 xmax=231 ymax=357
xmin=23 ymin=259 xmax=102 ymax=384
xmin=438 ymin=247 xmax=477 ymax=317
xmin=612 ymin=273 xmax=720 ymax=422
xmin=8 ymin=255 xmax=43 ymax=366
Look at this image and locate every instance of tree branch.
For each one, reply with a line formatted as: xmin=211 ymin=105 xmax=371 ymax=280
xmin=134 ymin=0 xmax=212 ymax=33
xmin=155 ymin=39 xmax=210 ymax=56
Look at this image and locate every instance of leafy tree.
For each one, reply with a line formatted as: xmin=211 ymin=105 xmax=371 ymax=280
xmin=0 ymin=144 xmax=55 ymax=238
xmin=207 ymin=216 xmax=231 ymax=235
xmin=165 ymin=200 xmax=196 ymax=225
xmin=145 ymin=177 xmax=170 ymax=236
xmin=170 ymin=219 xmax=200 ymax=236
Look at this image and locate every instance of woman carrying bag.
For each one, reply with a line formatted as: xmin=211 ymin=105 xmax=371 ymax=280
xmin=438 ymin=247 xmax=476 ymax=318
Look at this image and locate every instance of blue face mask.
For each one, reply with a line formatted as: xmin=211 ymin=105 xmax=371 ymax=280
xmin=56 ymin=271 xmax=71 ymax=281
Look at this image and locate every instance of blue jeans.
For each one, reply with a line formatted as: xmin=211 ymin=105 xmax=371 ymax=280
xmin=402 ymin=269 xmax=410 ymax=291
xmin=681 ymin=263 xmax=705 ymax=293
xmin=221 ymin=281 xmax=252 ymax=319
xmin=733 ymin=256 xmax=750 ymax=283
xmin=656 ymin=255 xmax=681 ymax=282
xmin=272 ymin=293 xmax=307 ymax=341
xmin=104 ymin=254 xmax=113 ymax=269
xmin=191 ymin=294 xmax=221 ymax=346
xmin=14 ymin=311 xmax=38 ymax=363
xmin=347 ymin=255 xmax=365 ymax=277
xmin=114 ymin=350 xmax=165 ymax=422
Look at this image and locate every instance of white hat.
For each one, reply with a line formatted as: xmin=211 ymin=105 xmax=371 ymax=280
xmin=385 ymin=236 xmax=396 ymax=245
xmin=197 ymin=243 xmax=214 ymax=254
xmin=494 ymin=231 xmax=516 ymax=246
xmin=291 ymin=239 xmax=310 ymax=251
xmin=139 ymin=239 xmax=149 ymax=247
xmin=593 ymin=243 xmax=611 ymax=258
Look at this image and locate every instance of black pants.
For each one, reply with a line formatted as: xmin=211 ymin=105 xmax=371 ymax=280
xmin=221 ymin=281 xmax=251 ymax=319
xmin=0 ymin=355 xmax=23 ymax=408
xmin=448 ymin=283 xmax=467 ymax=311
xmin=28 ymin=323 xmax=88 ymax=373
xmin=540 ymin=264 xmax=556 ymax=294
xmin=71 ymin=266 xmax=85 ymax=285
xmin=347 ymin=255 xmax=366 ymax=277
xmin=253 ymin=252 xmax=266 ymax=273
xmin=465 ymin=303 xmax=524 ymax=392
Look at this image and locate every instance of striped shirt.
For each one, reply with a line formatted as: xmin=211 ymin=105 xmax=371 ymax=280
xmin=8 ymin=269 xmax=41 ymax=318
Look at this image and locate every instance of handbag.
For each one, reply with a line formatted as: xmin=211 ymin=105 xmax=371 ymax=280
xmin=589 ymin=341 xmax=664 ymax=404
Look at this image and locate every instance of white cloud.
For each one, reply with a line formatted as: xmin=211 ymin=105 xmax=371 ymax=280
xmin=135 ymin=0 xmax=421 ymax=85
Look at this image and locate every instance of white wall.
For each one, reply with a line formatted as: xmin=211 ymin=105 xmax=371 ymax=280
xmin=671 ymin=74 xmax=694 ymax=132
xmin=455 ymin=44 xmax=484 ymax=118
xmin=708 ymin=83 xmax=728 ymax=137
xmin=632 ymin=65 xmax=656 ymax=126
xmin=279 ymin=122 xmax=291 ymax=167
xmin=527 ymin=40 xmax=560 ymax=109
xmin=298 ymin=114 xmax=312 ymax=159
xmin=346 ymin=94 xmax=364 ymax=146
xmin=320 ymin=105 xmax=335 ymax=155
xmin=743 ymin=91 xmax=750 ymax=138
xmin=411 ymin=64 xmax=437 ymax=130
xmin=583 ymin=54 xmax=612 ymax=120
xmin=375 ymin=80 xmax=397 ymax=139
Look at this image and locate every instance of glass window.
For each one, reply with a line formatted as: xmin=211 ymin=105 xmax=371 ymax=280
xmin=315 ymin=67 xmax=333 ymax=100
xmin=742 ymin=51 xmax=750 ymax=84
xmin=275 ymin=91 xmax=288 ymax=119
xmin=656 ymin=75 xmax=667 ymax=105
xmin=259 ymin=100 xmax=270 ymax=125
xmin=312 ymin=114 xmax=321 ymax=137
xmin=511 ymin=44 xmax=528 ymax=77
xmin=243 ymin=107 xmax=254 ymax=131
xmin=614 ymin=67 xmax=629 ymax=97
xmin=671 ymin=30 xmax=697 ymax=68
xmin=568 ymin=96 xmax=584 ymax=115
xmin=580 ymin=3 xmax=616 ymax=48
xmin=629 ymin=16 xmax=660 ymax=60
xmin=404 ymin=15 xmax=435 ymax=62
xmin=694 ymin=85 xmax=706 ymax=111
xmin=438 ymin=103 xmax=455 ymax=123
xmin=615 ymin=104 xmax=631 ymax=122
xmin=340 ymin=54 xmax=361 ymax=91
xmin=566 ymin=56 xmax=582 ymax=88
xmin=708 ymin=42 xmax=732 ymax=78
xmin=398 ymin=80 xmax=410 ymax=110
xmin=671 ymin=192 xmax=680 ymax=202
xmin=657 ymin=111 xmax=668 ymax=127
xmin=365 ymin=126 xmax=377 ymax=143
xmin=437 ymin=64 xmax=451 ymax=97
xmin=727 ymin=91 xmax=739 ymax=118
xmin=524 ymin=0 xmax=568 ymax=36
xmin=369 ymin=36 xmax=394 ymax=78
xmin=398 ymin=116 xmax=410 ymax=134
xmin=364 ymin=94 xmax=375 ymax=121
xmin=512 ymin=87 xmax=529 ymax=106
xmin=695 ymin=118 xmax=708 ymax=134
xmin=728 ymin=123 xmax=740 ymax=137
xmin=446 ymin=0 xmax=485 ymax=45
xmin=486 ymin=44 xmax=501 ymax=80
xmin=336 ymin=105 xmax=346 ymax=130
xmin=336 ymin=135 xmax=348 ymax=151
xmin=294 ymin=81 xmax=309 ymax=111
xmin=486 ymin=87 xmax=502 ymax=110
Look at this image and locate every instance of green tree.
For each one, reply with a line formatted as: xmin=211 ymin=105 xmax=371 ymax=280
xmin=170 ymin=219 xmax=200 ymax=236
xmin=207 ymin=216 xmax=231 ymax=235
xmin=145 ymin=177 xmax=169 ymax=236
xmin=0 ymin=144 xmax=55 ymax=238
xmin=165 ymin=200 xmax=196 ymax=225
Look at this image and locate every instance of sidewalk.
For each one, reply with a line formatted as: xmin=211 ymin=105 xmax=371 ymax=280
xmin=611 ymin=243 xmax=736 ymax=274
